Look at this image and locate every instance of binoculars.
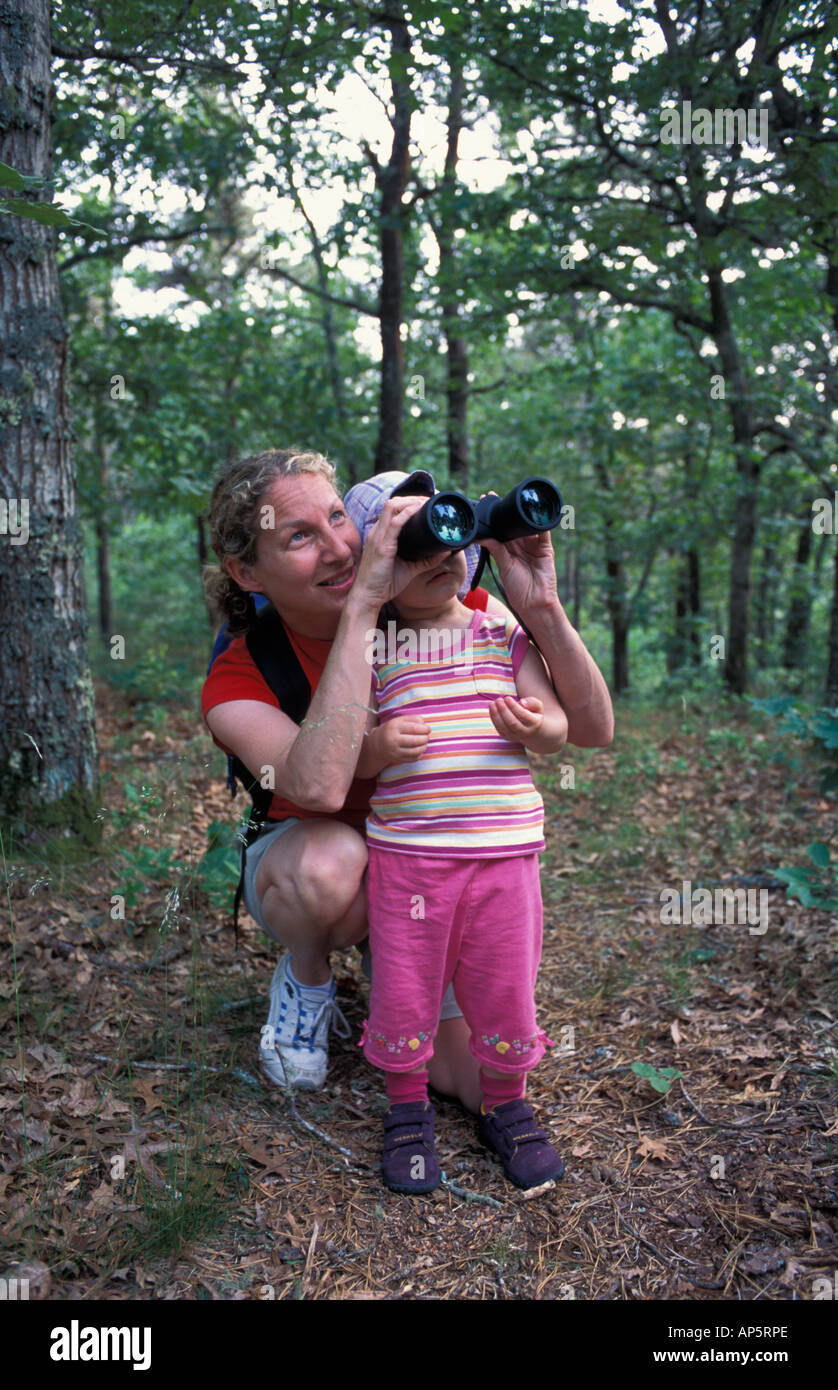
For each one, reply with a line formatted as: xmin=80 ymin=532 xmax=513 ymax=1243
xmin=396 ymin=477 xmax=562 ymax=562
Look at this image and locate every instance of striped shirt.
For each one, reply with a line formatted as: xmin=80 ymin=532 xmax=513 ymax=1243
xmin=367 ymin=608 xmax=545 ymax=857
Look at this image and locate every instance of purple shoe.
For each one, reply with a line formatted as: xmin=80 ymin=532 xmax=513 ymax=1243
xmin=478 ymin=1099 xmax=565 ymax=1189
xmin=381 ymin=1101 xmax=441 ymax=1195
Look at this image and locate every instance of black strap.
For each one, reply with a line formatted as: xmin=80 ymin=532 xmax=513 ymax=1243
xmin=225 ymin=603 xmax=313 ymax=944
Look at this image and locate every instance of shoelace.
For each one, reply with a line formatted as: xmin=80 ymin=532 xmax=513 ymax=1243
xmin=295 ymin=994 xmax=352 ymax=1050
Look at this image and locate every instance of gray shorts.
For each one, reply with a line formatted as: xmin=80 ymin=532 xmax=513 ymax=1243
xmin=241 ymin=818 xmax=463 ymax=1021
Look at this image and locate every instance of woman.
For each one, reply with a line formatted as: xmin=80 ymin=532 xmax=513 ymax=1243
xmin=202 ymin=448 xmax=613 ymax=1111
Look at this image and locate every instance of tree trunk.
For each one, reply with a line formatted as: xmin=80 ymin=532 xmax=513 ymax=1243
xmin=436 ymin=62 xmax=469 ymax=488
xmin=826 ymin=538 xmax=838 ymax=708
xmin=571 ymin=548 xmax=581 ymax=631
xmin=702 ymin=260 xmax=758 ymax=695
xmin=668 ymin=545 xmax=702 ymax=671
xmin=93 ymin=414 xmax=112 ymax=640
xmin=607 ymin=556 xmax=630 ymax=694
xmin=781 ymin=505 xmax=815 ymax=678
xmin=0 ymin=0 xmax=98 ymax=839
xmin=373 ymin=3 xmax=411 ymax=473
xmin=752 ymin=542 xmax=779 ymax=670
xmin=687 ymin=546 xmax=701 ymax=663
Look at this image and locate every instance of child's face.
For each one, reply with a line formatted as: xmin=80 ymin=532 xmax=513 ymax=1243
xmin=395 ymin=549 xmax=468 ymax=611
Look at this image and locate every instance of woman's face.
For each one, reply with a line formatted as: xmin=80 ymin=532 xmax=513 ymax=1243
xmin=226 ymin=472 xmax=362 ymax=637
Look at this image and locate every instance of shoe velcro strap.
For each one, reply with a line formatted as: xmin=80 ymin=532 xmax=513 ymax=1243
xmin=384 ymin=1134 xmax=432 ymax=1154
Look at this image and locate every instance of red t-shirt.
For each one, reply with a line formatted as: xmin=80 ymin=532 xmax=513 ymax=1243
xmin=201 ymin=587 xmax=491 ymax=827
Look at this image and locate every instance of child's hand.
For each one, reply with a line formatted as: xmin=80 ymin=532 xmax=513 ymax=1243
xmin=488 ymin=695 xmax=544 ymax=744
xmin=379 ymin=716 xmax=431 ymax=764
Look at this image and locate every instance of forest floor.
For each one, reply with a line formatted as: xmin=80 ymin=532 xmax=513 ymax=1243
xmin=1 ymin=685 xmax=837 ymax=1302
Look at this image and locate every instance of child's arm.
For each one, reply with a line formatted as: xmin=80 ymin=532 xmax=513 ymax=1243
xmin=353 ymin=695 xmax=431 ymax=779
xmin=488 ymin=644 xmax=569 ymax=755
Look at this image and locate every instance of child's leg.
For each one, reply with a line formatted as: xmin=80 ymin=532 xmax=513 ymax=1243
xmin=479 ymin=1067 xmax=525 ymax=1110
xmin=362 ymin=848 xmax=452 ymax=1074
xmin=363 ymin=848 xmax=461 ymax=1194
xmin=449 ymin=856 xmax=565 ymax=1187
xmin=385 ymin=1067 xmax=429 ymax=1106
xmin=451 ymin=854 xmax=549 ymax=1078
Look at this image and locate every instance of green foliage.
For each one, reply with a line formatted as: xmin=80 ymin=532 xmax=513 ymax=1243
xmin=195 ymin=821 xmax=242 ymax=909
xmin=749 ymin=696 xmax=838 ymax=914
xmin=631 ymin=1062 xmax=683 ymax=1095
xmin=775 ymin=842 xmax=838 ymax=915
xmin=84 ymin=512 xmax=208 ymax=706
xmin=749 ymin=696 xmax=838 ymax=795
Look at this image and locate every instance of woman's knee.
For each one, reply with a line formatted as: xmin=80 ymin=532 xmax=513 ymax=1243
xmin=257 ymin=821 xmax=367 ymax=921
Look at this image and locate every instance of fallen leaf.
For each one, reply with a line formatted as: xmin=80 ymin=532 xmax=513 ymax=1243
xmin=636 ymin=1135 xmax=677 ymax=1162
xmin=132 ymin=1077 xmax=169 ymax=1114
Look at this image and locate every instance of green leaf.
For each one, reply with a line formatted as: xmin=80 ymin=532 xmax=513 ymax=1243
xmin=807 ymin=841 xmax=831 ymax=869
xmin=775 ymin=866 xmax=814 ymax=887
xmin=0 ymin=161 xmax=28 ymax=190
xmin=0 ymin=197 xmax=101 ymax=231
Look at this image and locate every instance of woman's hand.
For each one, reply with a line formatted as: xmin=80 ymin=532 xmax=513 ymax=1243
xmin=476 ymin=489 xmax=560 ymax=614
xmin=479 ymin=530 xmax=559 ymax=614
xmin=351 ymin=496 xmax=450 ymax=608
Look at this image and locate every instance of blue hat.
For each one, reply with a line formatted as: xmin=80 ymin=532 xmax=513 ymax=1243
xmin=344 ymin=471 xmax=480 ymax=596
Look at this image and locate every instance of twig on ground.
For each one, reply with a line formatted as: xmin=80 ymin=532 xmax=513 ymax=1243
xmin=440 ymin=1175 xmax=503 ymax=1208
xmin=86 ymin=1053 xmax=261 ymax=1087
xmin=285 ymin=1090 xmax=371 ymax=1177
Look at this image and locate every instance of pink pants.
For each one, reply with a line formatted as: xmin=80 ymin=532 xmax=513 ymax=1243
xmin=361 ymin=848 xmax=550 ymax=1076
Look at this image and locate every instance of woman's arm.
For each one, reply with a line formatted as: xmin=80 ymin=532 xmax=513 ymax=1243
xmin=480 ymin=531 xmax=614 ymax=748
xmin=207 ymin=497 xmax=438 ymax=813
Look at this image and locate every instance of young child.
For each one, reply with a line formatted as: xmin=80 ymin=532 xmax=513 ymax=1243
xmin=346 ymin=474 xmax=568 ymax=1195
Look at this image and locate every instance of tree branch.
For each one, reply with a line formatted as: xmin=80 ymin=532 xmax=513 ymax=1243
xmin=264 ymin=263 xmax=379 ymax=317
xmin=58 ymin=222 xmax=227 ymax=273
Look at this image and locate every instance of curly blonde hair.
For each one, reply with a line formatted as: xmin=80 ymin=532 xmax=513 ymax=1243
xmin=204 ymin=448 xmax=337 ymax=635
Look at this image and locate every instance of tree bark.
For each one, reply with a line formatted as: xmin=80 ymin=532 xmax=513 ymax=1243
xmin=594 ymin=443 xmax=630 ymax=693
xmin=701 ymin=258 xmax=759 ymax=695
xmin=687 ymin=546 xmax=701 ymax=663
xmin=436 ymin=61 xmax=468 ymax=488
xmin=781 ymin=505 xmax=814 ymax=678
xmin=752 ymin=542 xmax=777 ymax=670
xmin=826 ymin=539 xmax=838 ymax=709
xmin=94 ymin=424 xmax=112 ymax=640
xmin=0 ymin=0 xmax=98 ymax=838
xmin=372 ymin=3 xmax=411 ymax=474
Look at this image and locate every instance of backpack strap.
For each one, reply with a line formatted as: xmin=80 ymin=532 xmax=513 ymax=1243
xmin=217 ymin=602 xmax=313 ymax=944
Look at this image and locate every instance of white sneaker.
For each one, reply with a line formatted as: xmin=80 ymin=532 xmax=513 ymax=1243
xmin=259 ymin=955 xmax=351 ymax=1090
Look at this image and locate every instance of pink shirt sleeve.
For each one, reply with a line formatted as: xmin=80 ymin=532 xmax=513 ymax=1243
xmin=506 ymin=618 xmax=532 ymax=679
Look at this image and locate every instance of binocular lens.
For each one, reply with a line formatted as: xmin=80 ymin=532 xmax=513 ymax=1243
xmin=518 ymin=483 xmax=558 ymax=530
xmin=429 ymin=496 xmax=474 ymax=546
